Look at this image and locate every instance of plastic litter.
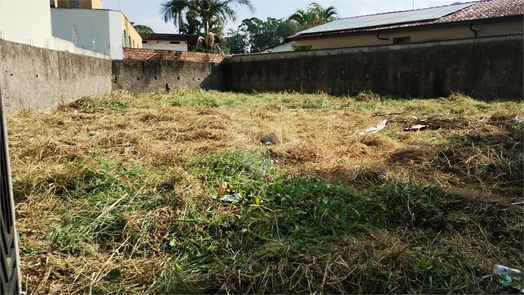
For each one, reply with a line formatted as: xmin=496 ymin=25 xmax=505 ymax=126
xmin=211 ymin=182 xmax=242 ymax=204
xmin=494 ymin=264 xmax=524 ymax=285
xmin=359 ymin=120 xmax=387 ymax=135
xmin=88 ymin=131 xmax=96 ymax=136
xmin=404 ymin=124 xmax=428 ymax=131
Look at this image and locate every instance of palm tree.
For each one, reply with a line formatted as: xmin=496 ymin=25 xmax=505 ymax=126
xmin=289 ymin=9 xmax=318 ymax=30
xmin=160 ymin=0 xmax=255 ymax=37
xmin=289 ymin=3 xmax=338 ymax=30
xmin=160 ymin=0 xmax=188 ymax=34
xmin=308 ymin=3 xmax=338 ymax=25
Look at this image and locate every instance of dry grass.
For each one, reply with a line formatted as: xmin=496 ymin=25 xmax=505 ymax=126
xmin=8 ymin=89 xmax=523 ymax=294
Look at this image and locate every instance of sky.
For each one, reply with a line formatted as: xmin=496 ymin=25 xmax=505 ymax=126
xmin=103 ymin=0 xmax=472 ymax=34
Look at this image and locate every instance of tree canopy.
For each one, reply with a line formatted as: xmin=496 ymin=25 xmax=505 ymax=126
xmin=159 ymin=0 xmax=255 ymax=38
xmin=133 ymin=25 xmax=154 ymax=34
xmin=289 ymin=2 xmax=338 ymax=30
xmin=223 ymin=17 xmax=299 ymax=54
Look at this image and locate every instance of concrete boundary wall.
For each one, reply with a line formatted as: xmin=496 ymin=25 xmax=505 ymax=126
xmin=224 ymin=35 xmax=523 ymax=100
xmin=0 ymin=39 xmax=111 ymax=113
xmin=1 ymin=36 xmax=521 ymax=114
xmin=112 ymin=59 xmax=224 ymax=93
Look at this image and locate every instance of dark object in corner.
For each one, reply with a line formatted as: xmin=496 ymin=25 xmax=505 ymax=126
xmin=165 ymin=83 xmax=171 ymax=92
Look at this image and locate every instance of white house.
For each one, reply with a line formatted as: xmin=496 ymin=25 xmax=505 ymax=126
xmin=140 ymin=33 xmax=221 ymax=52
xmin=0 ymin=0 xmax=53 ymax=48
xmin=0 ymin=0 xmax=107 ymax=58
xmin=51 ymin=8 xmax=142 ymax=59
xmin=287 ymin=0 xmax=523 ymax=50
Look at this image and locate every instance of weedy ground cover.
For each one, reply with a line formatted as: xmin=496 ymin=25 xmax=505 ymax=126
xmin=8 ymin=89 xmax=523 ymax=294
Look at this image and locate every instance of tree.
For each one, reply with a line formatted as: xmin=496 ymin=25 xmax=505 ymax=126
xmin=289 ymin=3 xmax=338 ymax=30
xmin=288 ymin=9 xmax=318 ymax=30
xmin=160 ymin=0 xmax=255 ymax=38
xmin=133 ymin=25 xmax=155 ymax=34
xmin=222 ymin=29 xmax=248 ymax=54
xmin=222 ymin=17 xmax=299 ymax=54
xmin=308 ymin=3 xmax=338 ymax=25
xmin=180 ymin=9 xmax=202 ymax=34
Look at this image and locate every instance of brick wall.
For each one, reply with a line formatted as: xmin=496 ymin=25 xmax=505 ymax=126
xmin=124 ymin=48 xmax=224 ymax=63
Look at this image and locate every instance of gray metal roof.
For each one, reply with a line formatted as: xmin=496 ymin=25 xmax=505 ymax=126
xmin=297 ymin=2 xmax=475 ymax=35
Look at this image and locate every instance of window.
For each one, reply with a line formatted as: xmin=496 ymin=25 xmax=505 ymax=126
xmin=133 ymin=40 xmax=135 ymax=48
xmin=129 ymin=37 xmax=132 ymax=48
xmin=123 ymin=30 xmax=127 ymax=47
xmin=69 ymin=0 xmax=80 ymax=8
xmin=393 ymin=36 xmax=410 ymax=45
xmin=170 ymin=41 xmax=180 ymax=44
xmin=142 ymin=41 xmax=147 ymax=44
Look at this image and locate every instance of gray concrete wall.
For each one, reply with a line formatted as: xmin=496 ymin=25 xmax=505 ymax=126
xmin=0 ymin=39 xmax=111 ymax=113
xmin=224 ymin=35 xmax=523 ymax=100
xmin=112 ymin=59 xmax=225 ymax=93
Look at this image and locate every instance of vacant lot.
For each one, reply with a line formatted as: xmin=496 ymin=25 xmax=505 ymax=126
xmin=8 ymin=89 xmax=523 ymax=294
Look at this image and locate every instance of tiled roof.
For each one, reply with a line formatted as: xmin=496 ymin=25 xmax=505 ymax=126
xmin=437 ymin=0 xmax=523 ymax=21
xmin=288 ymin=0 xmax=523 ymax=40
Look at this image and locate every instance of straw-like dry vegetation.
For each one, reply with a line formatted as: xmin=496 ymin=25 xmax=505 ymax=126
xmin=8 ymin=89 xmax=523 ymax=294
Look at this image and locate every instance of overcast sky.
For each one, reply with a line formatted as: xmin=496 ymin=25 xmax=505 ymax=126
xmin=103 ymin=0 xmax=476 ymax=33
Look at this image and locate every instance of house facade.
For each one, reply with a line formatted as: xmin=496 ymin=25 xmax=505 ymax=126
xmin=287 ymin=0 xmax=523 ymax=50
xmin=51 ymin=8 xmax=141 ymax=59
xmin=122 ymin=13 xmax=141 ymax=49
xmin=141 ymin=34 xmax=190 ymax=51
xmin=140 ymin=33 xmax=221 ymax=52
xmin=0 ymin=0 xmax=106 ymax=58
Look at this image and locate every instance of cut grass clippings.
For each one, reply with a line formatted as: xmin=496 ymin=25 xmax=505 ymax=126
xmin=8 ymin=89 xmax=524 ymax=294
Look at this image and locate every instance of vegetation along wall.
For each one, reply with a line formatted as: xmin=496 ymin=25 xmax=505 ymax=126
xmin=224 ymin=35 xmax=523 ymax=100
xmin=0 ymin=39 xmax=112 ymax=113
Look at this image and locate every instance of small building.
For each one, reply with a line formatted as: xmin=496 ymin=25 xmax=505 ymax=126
xmin=287 ymin=0 xmax=523 ymax=50
xmin=258 ymin=42 xmax=294 ymax=53
xmin=140 ymin=33 xmax=221 ymax=52
xmin=51 ymin=8 xmax=142 ymax=59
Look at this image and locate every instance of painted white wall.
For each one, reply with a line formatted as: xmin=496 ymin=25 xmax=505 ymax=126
xmin=0 ymin=0 xmax=53 ymax=48
xmin=142 ymin=40 xmax=188 ymax=51
xmin=109 ymin=10 xmax=124 ymax=59
xmin=51 ymin=8 xmax=124 ymax=59
xmin=262 ymin=42 xmax=294 ymax=53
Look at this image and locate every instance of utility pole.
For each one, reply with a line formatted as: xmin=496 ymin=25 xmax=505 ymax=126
xmin=412 ymin=0 xmax=415 ymax=10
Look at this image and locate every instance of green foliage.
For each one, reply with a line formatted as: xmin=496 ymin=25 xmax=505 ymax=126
xmin=288 ymin=2 xmax=338 ymax=30
xmin=160 ymin=0 xmax=254 ymax=38
xmin=170 ymin=95 xmax=220 ymax=107
xmin=221 ymin=28 xmax=248 ymax=54
xmin=291 ymin=43 xmax=312 ymax=51
xmin=133 ymin=24 xmax=154 ymax=34
xmin=225 ymin=17 xmax=299 ymax=54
